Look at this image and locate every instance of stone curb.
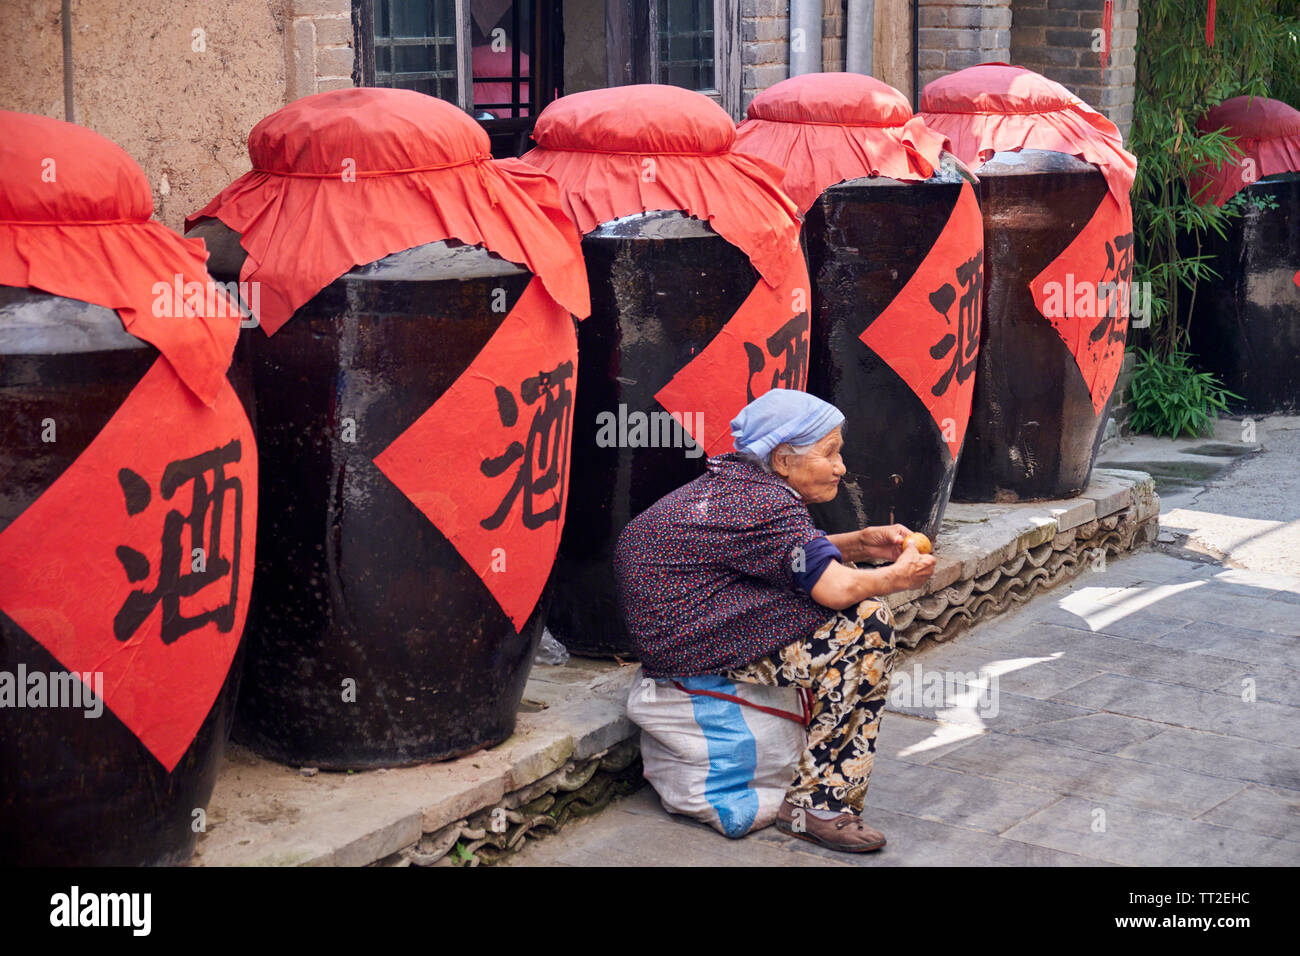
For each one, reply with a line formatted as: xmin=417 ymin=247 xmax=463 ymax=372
xmin=192 ymin=666 xmax=639 ymax=867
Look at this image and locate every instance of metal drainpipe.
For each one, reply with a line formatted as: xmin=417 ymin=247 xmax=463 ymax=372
xmin=912 ymin=0 xmax=920 ymax=110
xmin=845 ymin=0 xmax=875 ymax=75
xmin=789 ymin=0 xmax=823 ymax=76
xmin=62 ymin=0 xmax=74 ymax=123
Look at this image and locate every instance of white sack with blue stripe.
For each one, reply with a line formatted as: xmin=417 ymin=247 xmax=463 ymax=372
xmin=625 ymin=668 xmax=806 ymax=838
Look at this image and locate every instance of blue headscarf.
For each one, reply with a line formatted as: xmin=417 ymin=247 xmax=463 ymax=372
xmin=730 ymin=389 xmax=845 ymax=461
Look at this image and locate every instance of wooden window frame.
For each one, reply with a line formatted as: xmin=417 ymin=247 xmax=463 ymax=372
xmin=353 ymin=0 xmax=564 ymax=156
xmin=607 ymin=0 xmax=741 ymax=120
xmin=354 ymin=0 xmax=472 ymax=110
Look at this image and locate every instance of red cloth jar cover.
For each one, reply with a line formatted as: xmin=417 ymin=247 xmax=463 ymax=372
xmin=522 ymin=84 xmax=802 ymax=288
xmin=922 ymin=64 xmax=1136 ymax=414
xmin=521 ymin=85 xmax=810 ymax=455
xmin=734 ymin=72 xmax=950 ymax=215
xmin=1191 ymin=96 xmax=1300 ymax=207
xmin=920 ymin=63 xmax=1136 ymax=206
xmin=0 ymin=110 xmax=239 ymax=406
xmin=0 ymin=112 xmax=257 ymax=771
xmin=186 ymin=87 xmax=590 ymax=335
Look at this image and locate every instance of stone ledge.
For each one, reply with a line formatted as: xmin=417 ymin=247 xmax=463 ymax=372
xmin=884 ymin=469 xmax=1155 ymax=607
xmin=885 ymin=469 xmax=1159 ymax=647
xmin=192 ymin=662 xmax=640 ymax=867
xmin=195 ymin=470 xmax=1156 ymax=866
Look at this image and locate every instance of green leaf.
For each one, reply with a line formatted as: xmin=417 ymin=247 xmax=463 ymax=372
xmin=451 ymin=842 xmax=476 ymax=864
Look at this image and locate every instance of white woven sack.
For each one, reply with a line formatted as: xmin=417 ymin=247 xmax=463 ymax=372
xmin=625 ymin=667 xmax=806 ymax=838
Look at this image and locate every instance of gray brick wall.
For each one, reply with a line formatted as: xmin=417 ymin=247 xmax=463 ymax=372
xmin=729 ymin=0 xmax=1139 ymax=165
xmin=735 ymin=3 xmax=859 ymax=111
xmin=823 ymin=0 xmax=845 ymax=71
xmin=740 ymin=0 xmax=790 ymax=113
xmin=1010 ymin=0 xmax=1138 ymax=138
xmin=286 ymin=0 xmax=354 ymax=99
xmin=917 ymin=0 xmax=1012 ymax=92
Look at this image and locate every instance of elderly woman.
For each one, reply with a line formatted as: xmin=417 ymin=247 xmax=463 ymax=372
xmin=613 ymin=389 xmax=935 ymax=853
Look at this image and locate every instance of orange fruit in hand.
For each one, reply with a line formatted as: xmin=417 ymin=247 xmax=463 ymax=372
xmin=904 ymin=532 xmax=932 ymax=554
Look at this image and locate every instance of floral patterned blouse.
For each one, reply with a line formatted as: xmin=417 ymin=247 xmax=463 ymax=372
xmin=613 ymin=452 xmax=836 ymax=678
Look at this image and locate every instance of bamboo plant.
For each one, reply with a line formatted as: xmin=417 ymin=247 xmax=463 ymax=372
xmin=1127 ymin=0 xmax=1300 ymax=435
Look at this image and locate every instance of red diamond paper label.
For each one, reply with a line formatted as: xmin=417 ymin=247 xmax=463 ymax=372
xmin=654 ymin=257 xmax=812 ymax=456
xmin=0 ymin=357 xmax=257 ymax=772
xmin=373 ymin=277 xmax=577 ymax=633
xmin=860 ymin=180 xmax=984 ymax=464
xmin=1030 ymin=193 xmax=1133 ymax=414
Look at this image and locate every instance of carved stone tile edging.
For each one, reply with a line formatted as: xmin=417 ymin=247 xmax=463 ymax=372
xmin=377 ymin=741 xmax=643 ymax=867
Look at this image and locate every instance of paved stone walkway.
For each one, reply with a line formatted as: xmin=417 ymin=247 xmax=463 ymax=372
xmin=505 ymin=545 xmax=1300 ymax=866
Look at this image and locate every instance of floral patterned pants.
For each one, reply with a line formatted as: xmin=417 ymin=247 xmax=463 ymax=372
xmin=722 ymin=599 xmax=897 ymax=814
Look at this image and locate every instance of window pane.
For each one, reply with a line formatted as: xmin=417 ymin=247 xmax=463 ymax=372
xmin=436 ymin=0 xmax=455 ymax=36
xmin=373 ymin=0 xmax=458 ymax=103
xmin=389 ymin=0 xmax=434 ymax=38
xmin=657 ymin=0 xmax=714 ymax=92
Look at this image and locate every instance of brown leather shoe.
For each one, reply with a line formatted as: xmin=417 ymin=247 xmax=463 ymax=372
xmin=776 ymin=799 xmax=886 ymax=853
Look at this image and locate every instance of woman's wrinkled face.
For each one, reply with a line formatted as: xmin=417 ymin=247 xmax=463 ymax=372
xmin=772 ymin=426 xmax=846 ymax=503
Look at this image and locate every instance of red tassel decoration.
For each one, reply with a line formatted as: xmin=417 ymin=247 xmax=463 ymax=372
xmin=1101 ymin=0 xmax=1114 ymax=72
xmin=1207 ymin=0 xmax=1216 ymax=47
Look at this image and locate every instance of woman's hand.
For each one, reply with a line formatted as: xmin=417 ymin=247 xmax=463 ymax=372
xmin=859 ymin=524 xmax=911 ymax=562
xmin=809 ymin=534 xmax=936 ymax=609
xmin=889 ymin=539 xmax=936 ymax=591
